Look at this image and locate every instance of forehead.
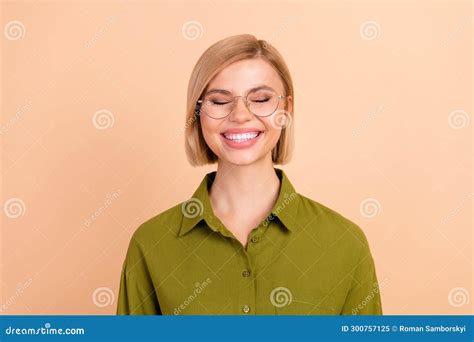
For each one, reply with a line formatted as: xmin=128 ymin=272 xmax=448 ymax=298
xmin=206 ymin=58 xmax=284 ymax=93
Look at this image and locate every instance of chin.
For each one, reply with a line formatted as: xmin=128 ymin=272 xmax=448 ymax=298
xmin=220 ymin=153 xmax=264 ymax=166
xmin=227 ymin=157 xmax=260 ymax=166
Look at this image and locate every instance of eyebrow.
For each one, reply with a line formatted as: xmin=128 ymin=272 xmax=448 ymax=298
xmin=203 ymin=85 xmax=276 ymax=97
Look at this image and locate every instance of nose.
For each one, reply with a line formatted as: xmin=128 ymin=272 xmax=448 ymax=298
xmin=228 ymin=96 xmax=253 ymax=122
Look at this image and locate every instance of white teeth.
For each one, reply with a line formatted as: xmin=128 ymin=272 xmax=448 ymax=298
xmin=223 ymin=132 xmax=260 ymax=142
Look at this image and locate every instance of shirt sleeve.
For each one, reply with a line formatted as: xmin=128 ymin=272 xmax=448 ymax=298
xmin=340 ymin=243 xmax=383 ymax=315
xmin=116 ymin=233 xmax=162 ymax=315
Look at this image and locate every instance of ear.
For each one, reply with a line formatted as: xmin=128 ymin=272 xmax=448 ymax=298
xmin=286 ymin=95 xmax=294 ymax=113
xmin=194 ymin=101 xmax=202 ymax=116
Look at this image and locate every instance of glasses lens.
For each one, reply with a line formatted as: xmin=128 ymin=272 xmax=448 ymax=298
xmin=201 ymin=93 xmax=234 ymax=119
xmin=200 ymin=89 xmax=280 ymax=118
xmin=247 ymin=89 xmax=279 ymax=117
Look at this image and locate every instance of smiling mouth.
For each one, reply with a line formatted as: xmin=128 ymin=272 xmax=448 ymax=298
xmin=221 ymin=131 xmax=263 ymax=143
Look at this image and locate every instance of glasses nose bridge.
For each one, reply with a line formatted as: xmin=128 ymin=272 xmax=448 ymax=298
xmin=230 ymin=94 xmax=250 ymax=112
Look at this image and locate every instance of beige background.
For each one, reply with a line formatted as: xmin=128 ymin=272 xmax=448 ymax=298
xmin=1 ymin=0 xmax=472 ymax=315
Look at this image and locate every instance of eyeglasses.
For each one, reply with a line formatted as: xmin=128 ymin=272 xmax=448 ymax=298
xmin=196 ymin=88 xmax=289 ymax=120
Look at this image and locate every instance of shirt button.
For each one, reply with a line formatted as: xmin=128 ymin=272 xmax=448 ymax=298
xmin=250 ymin=236 xmax=259 ymax=243
xmin=242 ymin=269 xmax=251 ymax=277
xmin=242 ymin=305 xmax=251 ymax=313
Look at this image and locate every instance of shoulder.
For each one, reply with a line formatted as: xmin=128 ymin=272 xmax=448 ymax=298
xmin=130 ymin=202 xmax=184 ymax=248
xmin=297 ymin=193 xmax=371 ymax=252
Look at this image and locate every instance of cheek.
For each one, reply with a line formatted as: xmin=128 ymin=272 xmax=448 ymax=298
xmin=200 ymin=118 xmax=220 ymax=147
xmin=261 ymin=119 xmax=283 ymax=146
xmin=266 ymin=129 xmax=282 ymax=144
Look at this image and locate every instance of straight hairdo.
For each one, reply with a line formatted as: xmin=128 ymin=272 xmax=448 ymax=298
xmin=184 ymin=34 xmax=295 ymax=166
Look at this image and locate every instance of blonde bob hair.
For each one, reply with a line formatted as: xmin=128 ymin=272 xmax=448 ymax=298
xmin=185 ymin=34 xmax=294 ymax=166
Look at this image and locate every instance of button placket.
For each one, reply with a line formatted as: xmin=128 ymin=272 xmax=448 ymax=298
xmin=237 ymin=249 xmax=255 ymax=315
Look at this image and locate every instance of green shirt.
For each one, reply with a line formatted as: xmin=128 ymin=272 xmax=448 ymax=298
xmin=117 ymin=168 xmax=383 ymax=315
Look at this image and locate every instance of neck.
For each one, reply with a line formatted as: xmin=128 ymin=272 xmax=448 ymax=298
xmin=209 ymin=155 xmax=281 ymax=217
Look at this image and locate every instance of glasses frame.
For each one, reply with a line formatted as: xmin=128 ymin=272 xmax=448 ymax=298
xmin=196 ymin=89 xmax=289 ymax=120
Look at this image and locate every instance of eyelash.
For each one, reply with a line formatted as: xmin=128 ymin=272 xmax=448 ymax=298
xmin=211 ymin=98 xmax=270 ymax=105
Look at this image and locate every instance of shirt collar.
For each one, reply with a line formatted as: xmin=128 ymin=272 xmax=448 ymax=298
xmin=178 ymin=167 xmax=300 ymax=237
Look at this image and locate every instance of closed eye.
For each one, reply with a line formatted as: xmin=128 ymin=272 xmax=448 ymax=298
xmin=252 ymin=98 xmax=270 ymax=103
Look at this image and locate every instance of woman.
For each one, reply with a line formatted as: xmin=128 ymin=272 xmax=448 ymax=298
xmin=117 ymin=34 xmax=382 ymax=315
